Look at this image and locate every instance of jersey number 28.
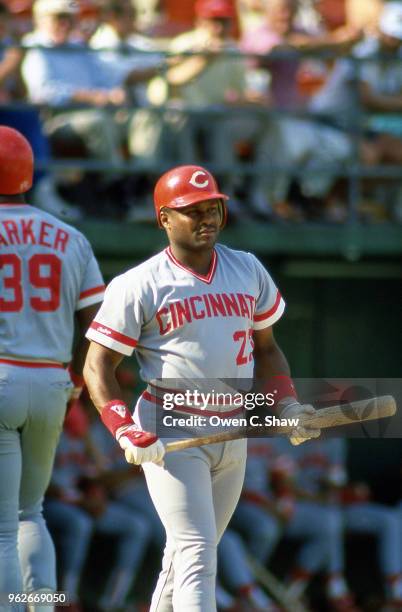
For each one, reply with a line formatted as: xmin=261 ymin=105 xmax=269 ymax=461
xmin=0 ymin=253 xmax=61 ymax=312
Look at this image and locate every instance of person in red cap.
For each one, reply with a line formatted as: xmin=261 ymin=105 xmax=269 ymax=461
xmin=146 ymin=0 xmax=285 ymax=219
xmin=195 ymin=0 xmax=236 ymax=20
xmin=84 ymin=164 xmax=319 ymax=611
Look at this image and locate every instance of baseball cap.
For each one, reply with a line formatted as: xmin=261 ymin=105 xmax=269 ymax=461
xmin=379 ymin=2 xmax=402 ymax=40
xmin=4 ymin=0 xmax=33 ymax=15
xmin=33 ymin=0 xmax=79 ymax=18
xmin=195 ymin=0 xmax=235 ymax=20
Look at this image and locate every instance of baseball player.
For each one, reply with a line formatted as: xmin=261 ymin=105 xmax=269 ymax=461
xmin=0 ymin=126 xmax=105 ymax=612
xmin=83 ymin=164 xmax=320 ymax=612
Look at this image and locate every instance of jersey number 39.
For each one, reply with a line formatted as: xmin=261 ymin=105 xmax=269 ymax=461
xmin=0 ymin=253 xmax=61 ymax=312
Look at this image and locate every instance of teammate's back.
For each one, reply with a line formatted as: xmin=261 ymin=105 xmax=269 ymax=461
xmin=0 ymin=203 xmax=104 ymax=362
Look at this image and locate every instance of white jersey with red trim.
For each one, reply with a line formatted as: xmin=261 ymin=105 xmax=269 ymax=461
xmin=87 ymin=244 xmax=285 ymax=382
xmin=0 ymin=203 xmax=105 ymax=362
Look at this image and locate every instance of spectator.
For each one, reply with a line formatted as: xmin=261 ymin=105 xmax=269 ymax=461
xmin=90 ymin=0 xmax=167 ymax=166
xmin=238 ymin=0 xmax=364 ymax=213
xmin=21 ymin=0 xmax=169 ymax=218
xmin=310 ymin=1 xmax=402 ymax=219
xmin=0 ymin=0 xmax=25 ymax=103
xmin=21 ymin=0 xmax=128 ymax=164
xmin=241 ymin=0 xmax=361 ymax=110
xmin=153 ymin=0 xmax=285 ymax=219
xmin=2 ymin=0 xmax=34 ymax=38
xmin=91 ymin=0 xmax=165 ymax=102
xmin=311 ymin=1 xmax=402 ymax=145
xmin=0 ymin=0 xmax=81 ymax=220
xmin=72 ymin=0 xmax=103 ymax=44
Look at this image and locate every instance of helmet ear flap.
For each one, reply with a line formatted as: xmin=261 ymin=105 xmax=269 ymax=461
xmin=0 ymin=126 xmax=34 ymax=195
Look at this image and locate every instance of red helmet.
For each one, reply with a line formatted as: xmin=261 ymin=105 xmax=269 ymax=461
xmin=0 ymin=126 xmax=34 ymax=195
xmin=154 ymin=165 xmax=229 ymax=228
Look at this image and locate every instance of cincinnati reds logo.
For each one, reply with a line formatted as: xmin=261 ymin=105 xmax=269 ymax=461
xmin=189 ymin=171 xmax=209 ymax=189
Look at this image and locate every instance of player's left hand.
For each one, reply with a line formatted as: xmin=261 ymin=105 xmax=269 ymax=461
xmin=280 ymin=402 xmax=321 ymax=445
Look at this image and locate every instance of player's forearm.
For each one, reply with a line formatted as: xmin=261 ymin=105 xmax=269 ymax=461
xmin=83 ymin=344 xmax=124 ymax=413
xmin=253 ymin=342 xmax=291 ymax=380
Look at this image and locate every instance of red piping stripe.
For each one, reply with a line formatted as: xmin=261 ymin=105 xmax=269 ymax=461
xmin=166 ymin=247 xmax=217 ymax=284
xmin=0 ymin=358 xmax=64 ymax=369
xmin=254 ymin=290 xmax=282 ymax=322
xmin=79 ymin=285 xmax=105 ymax=299
xmin=90 ymin=322 xmax=137 ymax=347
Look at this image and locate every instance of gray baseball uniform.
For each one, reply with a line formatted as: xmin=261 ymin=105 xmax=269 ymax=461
xmin=86 ymin=243 xmax=285 ymax=612
xmin=0 ymin=202 xmax=104 ymax=611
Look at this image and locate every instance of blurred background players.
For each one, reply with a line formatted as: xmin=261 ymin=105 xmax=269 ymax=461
xmin=231 ymin=437 xmax=357 ymax=611
xmin=298 ymin=438 xmax=402 ymax=611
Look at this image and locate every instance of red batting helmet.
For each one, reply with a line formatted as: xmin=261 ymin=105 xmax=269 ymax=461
xmin=154 ymin=165 xmax=229 ymax=228
xmin=0 ymin=126 xmax=34 ymax=195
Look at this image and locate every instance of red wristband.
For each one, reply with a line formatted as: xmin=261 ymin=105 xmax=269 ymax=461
xmin=68 ymin=365 xmax=85 ymax=389
xmin=263 ymin=375 xmax=298 ymax=410
xmin=101 ymin=400 xmax=133 ymax=438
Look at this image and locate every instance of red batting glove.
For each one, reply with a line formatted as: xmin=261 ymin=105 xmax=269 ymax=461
xmin=118 ymin=426 xmax=165 ymax=465
xmin=101 ymin=400 xmax=165 ymax=465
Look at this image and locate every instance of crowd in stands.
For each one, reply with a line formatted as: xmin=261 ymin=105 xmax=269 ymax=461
xmin=0 ymin=0 xmax=402 ymax=223
xmin=44 ymin=370 xmax=402 ymax=612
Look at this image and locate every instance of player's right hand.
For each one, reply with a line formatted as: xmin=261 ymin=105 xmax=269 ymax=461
xmin=280 ymin=402 xmax=321 ymax=445
xmin=117 ymin=425 xmax=165 ymax=465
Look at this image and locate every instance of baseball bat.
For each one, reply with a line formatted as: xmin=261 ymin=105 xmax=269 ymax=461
xmin=165 ymin=395 xmax=396 ymax=453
